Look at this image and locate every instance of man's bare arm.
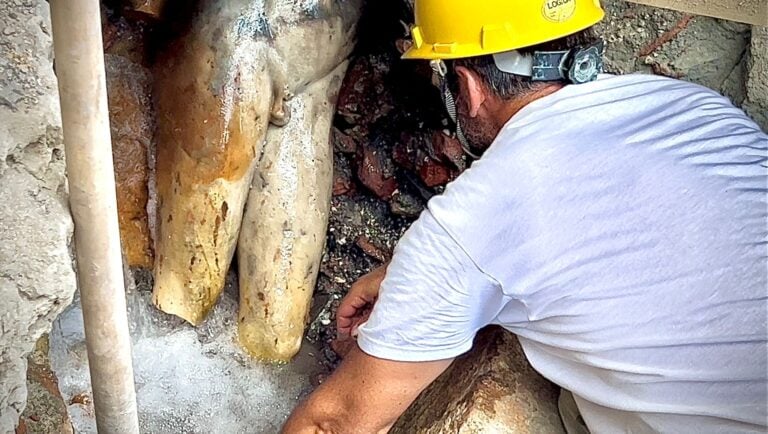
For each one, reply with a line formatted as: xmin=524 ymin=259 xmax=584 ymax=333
xmin=282 ymin=344 xmax=452 ymax=433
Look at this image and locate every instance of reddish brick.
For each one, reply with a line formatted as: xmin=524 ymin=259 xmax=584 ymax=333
xmin=357 ymin=146 xmax=398 ymax=199
xmin=418 ymin=157 xmax=454 ymax=187
xmin=432 ymin=131 xmax=466 ymax=170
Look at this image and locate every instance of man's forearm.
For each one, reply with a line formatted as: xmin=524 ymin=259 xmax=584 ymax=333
xmin=281 ymin=376 xmax=392 ymax=434
xmin=282 ymin=345 xmax=451 ymax=433
xmin=281 ymin=383 xmax=347 ymax=434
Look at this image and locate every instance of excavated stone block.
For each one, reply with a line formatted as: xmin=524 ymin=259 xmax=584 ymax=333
xmin=0 ymin=0 xmax=77 ymax=432
xmin=392 ymin=327 xmax=565 ymax=434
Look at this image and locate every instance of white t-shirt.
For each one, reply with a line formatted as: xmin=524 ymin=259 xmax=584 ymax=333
xmin=357 ymin=74 xmax=768 ymax=433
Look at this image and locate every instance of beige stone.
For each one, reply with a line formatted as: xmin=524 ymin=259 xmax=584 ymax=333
xmin=392 ymin=327 xmax=565 ymax=434
xmin=626 ymin=0 xmax=767 ymax=26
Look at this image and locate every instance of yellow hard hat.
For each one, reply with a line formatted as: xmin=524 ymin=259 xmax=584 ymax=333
xmin=403 ymin=0 xmax=605 ymax=60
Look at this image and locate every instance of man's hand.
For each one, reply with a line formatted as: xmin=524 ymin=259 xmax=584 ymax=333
xmin=336 ymin=264 xmax=388 ymax=339
xmin=281 ymin=344 xmax=452 ymax=433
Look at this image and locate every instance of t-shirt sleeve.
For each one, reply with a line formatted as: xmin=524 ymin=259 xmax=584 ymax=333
xmin=356 ymin=209 xmax=508 ymax=362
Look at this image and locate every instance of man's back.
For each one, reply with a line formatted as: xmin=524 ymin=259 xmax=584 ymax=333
xmin=358 ymin=74 xmax=768 ymax=432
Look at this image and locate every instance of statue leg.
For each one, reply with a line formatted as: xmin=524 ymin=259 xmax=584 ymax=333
xmin=237 ymin=63 xmax=347 ymax=361
xmin=151 ymin=25 xmax=273 ymax=325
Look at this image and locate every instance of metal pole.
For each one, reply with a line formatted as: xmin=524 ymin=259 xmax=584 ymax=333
xmin=49 ymin=1 xmax=140 ymax=432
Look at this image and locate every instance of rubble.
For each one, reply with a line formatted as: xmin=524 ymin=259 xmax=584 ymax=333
xmin=357 ymin=143 xmax=399 ymax=199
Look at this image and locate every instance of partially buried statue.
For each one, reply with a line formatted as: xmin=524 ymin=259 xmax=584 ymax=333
xmin=151 ymin=0 xmax=362 ymax=361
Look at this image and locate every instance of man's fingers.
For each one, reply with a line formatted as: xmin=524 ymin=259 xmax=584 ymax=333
xmin=336 ymin=296 xmax=365 ymax=324
xmin=335 ymin=266 xmax=386 ymax=338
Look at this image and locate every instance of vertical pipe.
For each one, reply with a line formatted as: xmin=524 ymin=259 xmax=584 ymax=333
xmin=49 ymin=1 xmax=140 ymax=432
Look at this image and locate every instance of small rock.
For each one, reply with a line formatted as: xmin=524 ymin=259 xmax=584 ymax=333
xmin=69 ymin=393 xmax=90 ymax=406
xmin=333 ymin=127 xmax=358 ymax=154
xmin=390 ymin=190 xmax=424 ymax=217
xmin=432 ymin=131 xmax=466 ymax=170
xmin=337 ymin=58 xmax=374 ymax=123
xmin=393 ymin=131 xmax=426 ymax=171
xmin=418 ymin=156 xmax=454 ymax=187
xmin=355 ymin=235 xmax=390 ymax=262
xmin=332 ymin=172 xmax=353 ymax=196
xmin=356 ymin=145 xmax=398 ymax=199
xmin=336 ymin=55 xmax=393 ymax=125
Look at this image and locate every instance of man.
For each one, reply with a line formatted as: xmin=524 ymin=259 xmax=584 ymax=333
xmin=284 ymin=0 xmax=768 ymax=432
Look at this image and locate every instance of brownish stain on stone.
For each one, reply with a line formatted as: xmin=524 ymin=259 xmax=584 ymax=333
xmin=154 ymin=37 xmax=261 ymax=192
xmin=19 ymin=335 xmax=74 ymax=434
xmin=106 ymin=54 xmax=155 ymax=268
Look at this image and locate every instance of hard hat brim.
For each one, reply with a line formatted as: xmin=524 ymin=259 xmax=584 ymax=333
xmin=401 ymin=4 xmax=605 ymax=61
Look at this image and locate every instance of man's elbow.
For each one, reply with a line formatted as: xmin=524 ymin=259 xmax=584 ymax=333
xmin=282 ymin=398 xmax=395 ymax=434
xmin=280 ymin=416 xmax=339 ymax=434
xmin=282 ymin=396 xmax=352 ymax=434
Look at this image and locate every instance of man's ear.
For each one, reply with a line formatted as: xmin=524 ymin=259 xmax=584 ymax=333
xmin=455 ymin=66 xmax=487 ymax=118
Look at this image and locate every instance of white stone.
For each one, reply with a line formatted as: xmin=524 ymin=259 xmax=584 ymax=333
xmin=0 ymin=0 xmax=77 ymax=432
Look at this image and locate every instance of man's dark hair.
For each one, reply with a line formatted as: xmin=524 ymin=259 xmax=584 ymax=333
xmin=446 ymin=27 xmax=599 ymax=99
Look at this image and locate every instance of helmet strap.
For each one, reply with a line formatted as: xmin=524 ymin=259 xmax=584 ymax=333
xmin=430 ymin=59 xmax=482 ymax=160
xmin=493 ymin=40 xmax=605 ymax=84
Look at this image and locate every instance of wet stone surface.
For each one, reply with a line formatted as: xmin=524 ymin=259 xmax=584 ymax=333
xmin=48 ymin=272 xmax=325 ymax=434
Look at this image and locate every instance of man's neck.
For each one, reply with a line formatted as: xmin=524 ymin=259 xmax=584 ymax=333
xmin=490 ymin=83 xmax=564 ymax=132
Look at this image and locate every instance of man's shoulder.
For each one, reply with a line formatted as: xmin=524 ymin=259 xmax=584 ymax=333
xmin=504 ymin=73 xmax=740 ymax=134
